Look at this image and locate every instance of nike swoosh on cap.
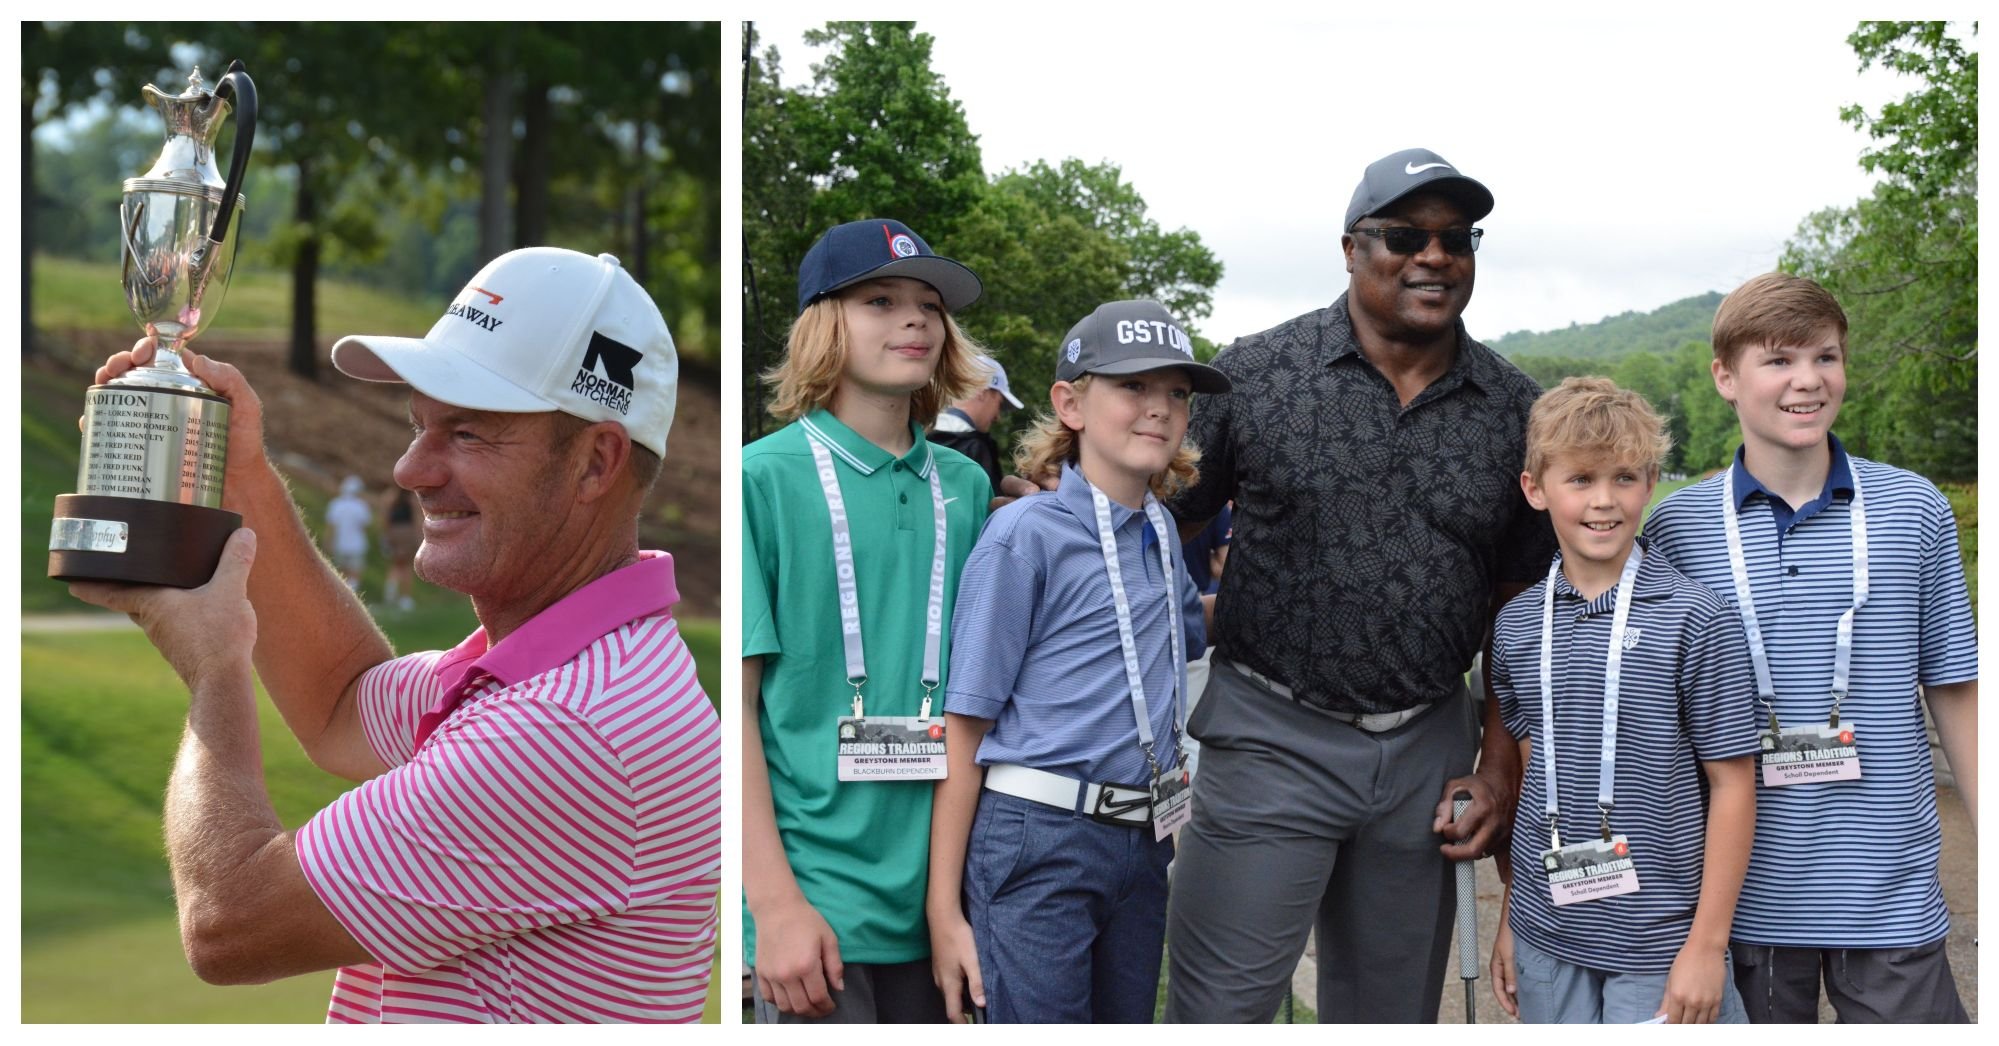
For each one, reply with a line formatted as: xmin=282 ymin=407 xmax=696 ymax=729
xmin=1405 ymin=161 xmax=1452 ymax=174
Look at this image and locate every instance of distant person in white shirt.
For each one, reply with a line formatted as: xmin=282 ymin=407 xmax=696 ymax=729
xmin=325 ymin=475 xmax=373 ymax=591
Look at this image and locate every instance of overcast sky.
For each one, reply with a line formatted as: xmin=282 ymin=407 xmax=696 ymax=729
xmin=753 ymin=14 xmax=1953 ymax=347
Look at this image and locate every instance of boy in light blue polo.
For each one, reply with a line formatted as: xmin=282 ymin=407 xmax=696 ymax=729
xmin=925 ymin=300 xmax=1223 ymax=1023
xmin=1487 ymin=377 xmax=1760 ymax=1024
xmin=1643 ymin=272 xmax=1977 ymax=1023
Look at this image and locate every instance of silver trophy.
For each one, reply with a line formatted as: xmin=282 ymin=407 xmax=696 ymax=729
xmin=49 ymin=61 xmax=257 ymax=588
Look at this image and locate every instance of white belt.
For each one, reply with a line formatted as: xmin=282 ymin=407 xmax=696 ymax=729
xmin=1224 ymin=659 xmax=1432 ymax=733
xmin=983 ymin=763 xmax=1151 ymax=826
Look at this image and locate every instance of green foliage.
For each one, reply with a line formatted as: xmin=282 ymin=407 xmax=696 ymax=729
xmin=741 ymin=22 xmax=1223 ymax=443
xmin=27 ymin=23 xmax=721 ymax=364
xmin=1780 ymin=21 xmax=1976 ymax=482
xmin=1488 ymin=292 xmax=1721 ymax=361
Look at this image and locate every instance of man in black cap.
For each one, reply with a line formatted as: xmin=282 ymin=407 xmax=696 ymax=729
xmin=927 ymin=354 xmax=1023 ymax=492
xmin=1161 ymin=148 xmax=1555 ymax=1022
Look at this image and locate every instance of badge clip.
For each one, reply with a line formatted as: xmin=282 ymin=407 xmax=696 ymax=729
xmin=918 ymin=682 xmax=936 ymax=722
xmin=1598 ymin=804 xmax=1614 ymax=844
xmin=1827 ymin=690 xmax=1844 ymax=729
xmin=849 ymin=678 xmax=865 ymax=720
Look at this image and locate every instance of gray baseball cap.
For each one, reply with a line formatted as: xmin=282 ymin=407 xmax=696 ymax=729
xmin=1055 ymin=300 xmax=1230 ymax=394
xmin=974 ymin=354 xmax=1024 ymax=409
xmin=1343 ymin=147 xmax=1494 ymax=231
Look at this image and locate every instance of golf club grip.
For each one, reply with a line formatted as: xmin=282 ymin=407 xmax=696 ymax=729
xmin=1453 ymin=795 xmax=1478 ymax=981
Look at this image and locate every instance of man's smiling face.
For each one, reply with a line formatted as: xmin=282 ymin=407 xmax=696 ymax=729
xmin=1342 ymin=191 xmax=1476 ymax=343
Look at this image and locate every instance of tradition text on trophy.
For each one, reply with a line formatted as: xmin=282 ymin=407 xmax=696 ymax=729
xmin=49 ymin=61 xmax=258 ymax=588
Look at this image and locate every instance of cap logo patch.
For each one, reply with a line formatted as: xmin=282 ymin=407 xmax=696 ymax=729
xmin=1405 ymin=161 xmax=1451 ymax=175
xmin=446 ymin=299 xmax=505 ymax=332
xmin=888 ymin=232 xmax=919 ymax=258
xmin=1115 ymin=318 xmax=1194 ymax=358
xmin=571 ymin=331 xmax=641 ymax=416
xmin=1065 ymin=338 xmax=1082 ymax=363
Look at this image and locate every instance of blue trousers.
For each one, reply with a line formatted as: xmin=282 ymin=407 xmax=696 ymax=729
xmin=963 ymin=789 xmax=1173 ymax=1023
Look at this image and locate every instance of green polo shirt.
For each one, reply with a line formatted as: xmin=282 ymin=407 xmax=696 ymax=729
xmin=743 ymin=408 xmax=992 ymax=966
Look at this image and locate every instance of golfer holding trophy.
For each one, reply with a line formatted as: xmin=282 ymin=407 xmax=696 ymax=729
xmin=49 ymin=61 xmax=256 ymax=588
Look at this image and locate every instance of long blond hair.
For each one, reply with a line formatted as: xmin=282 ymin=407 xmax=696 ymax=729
xmin=1012 ymin=376 xmax=1202 ymax=498
xmin=762 ymin=295 xmax=986 ymax=426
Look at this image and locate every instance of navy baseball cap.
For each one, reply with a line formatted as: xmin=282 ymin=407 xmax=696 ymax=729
xmin=795 ymin=218 xmax=983 ymax=314
xmin=1055 ymin=300 xmax=1231 ymax=394
xmin=1343 ymin=148 xmax=1494 ymax=231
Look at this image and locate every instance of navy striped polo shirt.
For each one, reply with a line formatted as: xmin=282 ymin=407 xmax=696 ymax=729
xmin=1644 ymin=446 xmax=1977 ymax=948
xmin=1494 ymin=543 xmax=1761 ymax=974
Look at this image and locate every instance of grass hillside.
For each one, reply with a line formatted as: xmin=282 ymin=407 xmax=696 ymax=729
xmin=32 ymin=254 xmax=442 ymax=338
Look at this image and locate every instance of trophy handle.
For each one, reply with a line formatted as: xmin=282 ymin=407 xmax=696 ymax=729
xmin=208 ymin=60 xmax=256 ymax=246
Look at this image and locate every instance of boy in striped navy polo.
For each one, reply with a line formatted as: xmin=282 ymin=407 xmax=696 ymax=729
xmin=1644 ymin=273 xmax=1977 ymax=1023
xmin=1487 ymin=377 xmax=1761 ymax=1024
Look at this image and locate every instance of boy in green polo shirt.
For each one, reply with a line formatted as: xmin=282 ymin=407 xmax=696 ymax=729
xmin=743 ymin=219 xmax=994 ymax=1023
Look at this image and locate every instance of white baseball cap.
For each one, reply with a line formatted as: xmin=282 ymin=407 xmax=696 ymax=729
xmin=331 ymin=247 xmax=677 ymax=457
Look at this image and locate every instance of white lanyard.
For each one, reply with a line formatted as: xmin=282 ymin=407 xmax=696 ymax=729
xmin=806 ymin=434 xmax=948 ymax=719
xmin=1539 ymin=546 xmax=1644 ymax=849
xmin=1721 ymin=463 xmax=1868 ymax=728
xmin=1091 ymin=485 xmax=1185 ymax=776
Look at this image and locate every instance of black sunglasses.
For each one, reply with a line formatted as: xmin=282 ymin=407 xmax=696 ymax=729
xmin=1355 ymin=226 xmax=1484 ymax=255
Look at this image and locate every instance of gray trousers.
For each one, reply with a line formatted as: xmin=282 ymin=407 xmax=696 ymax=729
xmin=1731 ymin=941 xmax=1969 ymax=1023
xmin=751 ymin=960 xmax=947 ymax=1024
xmin=1163 ymin=663 xmax=1478 ymax=1023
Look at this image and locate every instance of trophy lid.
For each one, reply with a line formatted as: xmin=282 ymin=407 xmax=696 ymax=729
xmin=135 ymin=67 xmax=235 ymax=191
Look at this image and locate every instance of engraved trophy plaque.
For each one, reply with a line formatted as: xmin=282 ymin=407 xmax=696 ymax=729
xmin=49 ymin=61 xmax=258 ymax=588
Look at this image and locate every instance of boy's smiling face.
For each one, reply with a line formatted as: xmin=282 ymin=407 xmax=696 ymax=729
xmin=1521 ymin=452 xmax=1655 ymax=578
xmin=1713 ymin=331 xmax=1847 ymax=460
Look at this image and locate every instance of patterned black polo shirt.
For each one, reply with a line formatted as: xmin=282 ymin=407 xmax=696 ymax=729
xmin=1173 ymin=292 xmax=1555 ymax=716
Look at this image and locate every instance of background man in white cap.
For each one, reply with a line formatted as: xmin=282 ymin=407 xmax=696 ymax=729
xmin=71 ymin=247 xmax=720 ymax=1024
xmin=1160 ymin=149 xmax=1555 ymax=1022
xmin=926 ymin=354 xmax=1023 ymax=491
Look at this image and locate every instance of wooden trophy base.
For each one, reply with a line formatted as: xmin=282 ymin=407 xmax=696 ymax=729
xmin=48 ymin=494 xmax=244 ymax=589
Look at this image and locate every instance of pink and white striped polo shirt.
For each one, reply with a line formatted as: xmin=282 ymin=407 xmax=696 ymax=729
xmin=295 ymin=552 xmax=719 ymax=1023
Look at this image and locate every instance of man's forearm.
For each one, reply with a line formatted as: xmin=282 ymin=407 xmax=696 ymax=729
xmin=165 ymin=659 xmax=285 ymax=977
xmin=237 ymin=461 xmax=392 ymax=778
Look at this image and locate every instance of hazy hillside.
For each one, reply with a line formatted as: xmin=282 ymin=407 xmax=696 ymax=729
xmin=1488 ymin=292 xmax=1722 ymax=361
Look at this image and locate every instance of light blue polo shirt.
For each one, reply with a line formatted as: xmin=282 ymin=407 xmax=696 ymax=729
xmin=946 ymin=464 xmax=1206 ymax=787
xmin=1493 ymin=542 xmax=1761 ymax=974
xmin=742 ymin=408 xmax=991 ymax=966
xmin=1644 ymin=442 xmax=1977 ymax=948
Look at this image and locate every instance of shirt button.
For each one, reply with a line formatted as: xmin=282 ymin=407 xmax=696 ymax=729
xmin=892 ymin=462 xmax=904 ymax=472
xmin=900 ymin=493 xmax=908 ymax=504
xmin=1788 ymin=564 xmax=1800 ymax=576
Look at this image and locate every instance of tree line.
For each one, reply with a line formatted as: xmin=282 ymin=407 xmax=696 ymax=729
xmin=24 ymin=22 xmax=721 ymax=374
xmin=741 ymin=22 xmax=1222 ymax=446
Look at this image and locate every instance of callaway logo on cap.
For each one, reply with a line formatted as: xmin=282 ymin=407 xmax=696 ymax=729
xmin=1344 ymin=147 xmax=1495 ymax=231
xmin=330 ymin=247 xmax=678 ymax=457
xmin=795 ymin=218 xmax=983 ymax=314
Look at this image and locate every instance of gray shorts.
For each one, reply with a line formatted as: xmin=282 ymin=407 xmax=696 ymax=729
xmin=750 ymin=959 xmax=947 ymax=1024
xmin=1731 ymin=940 xmax=1969 ymax=1023
xmin=1513 ymin=933 xmax=1748 ymax=1024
